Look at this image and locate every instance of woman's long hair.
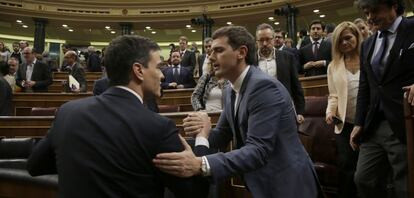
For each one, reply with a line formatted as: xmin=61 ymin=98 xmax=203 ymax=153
xmin=331 ymin=21 xmax=363 ymax=68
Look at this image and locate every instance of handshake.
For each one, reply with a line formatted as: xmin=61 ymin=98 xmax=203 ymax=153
xmin=183 ymin=112 xmax=212 ymax=138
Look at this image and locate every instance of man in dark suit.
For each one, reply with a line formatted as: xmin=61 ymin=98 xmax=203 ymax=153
xmin=93 ymin=77 xmax=109 ymax=96
xmin=27 ymin=35 xmax=208 ymax=197
xmin=63 ymin=50 xmax=87 ymax=92
xmin=0 ymin=62 xmax=12 ymax=116
xmin=178 ymin=36 xmax=196 ymax=72
xmin=197 ymin=37 xmax=213 ymax=77
xmin=86 ymin=46 xmax=102 ymax=72
xmin=274 ymin=28 xmax=302 ymax=73
xmin=299 ymin=20 xmax=332 ymax=76
xmin=161 ymin=51 xmax=195 ymax=89
xmin=15 ymin=47 xmax=52 ymax=92
xmin=154 ymin=26 xmax=320 ymax=198
xmin=350 ymin=0 xmax=414 ymax=197
xmin=255 ymin=23 xmax=306 ymax=123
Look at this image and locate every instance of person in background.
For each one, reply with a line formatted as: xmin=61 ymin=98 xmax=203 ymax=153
xmin=4 ymin=57 xmax=19 ymax=92
xmin=63 ymin=51 xmax=87 ymax=93
xmin=0 ymin=61 xmax=12 ymax=116
xmin=191 ymin=60 xmax=228 ymax=111
xmin=0 ymin=41 xmax=10 ymax=62
xmin=9 ymin=42 xmax=23 ymax=64
xmin=354 ymin=18 xmax=371 ymax=40
xmin=86 ymin=46 xmax=102 ymax=72
xmin=198 ymin=37 xmax=213 ymax=77
xmin=325 ymin=21 xmax=363 ymax=198
xmin=285 ymin=38 xmax=294 ymax=48
xmin=324 ymin=23 xmax=336 ymax=43
xmin=161 ymin=51 xmax=195 ymax=89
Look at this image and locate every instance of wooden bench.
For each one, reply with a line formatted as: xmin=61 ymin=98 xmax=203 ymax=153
xmin=52 ymin=72 xmax=102 ymax=81
xmin=299 ymin=75 xmax=328 ymax=97
xmin=48 ymin=80 xmax=95 ymax=93
xmin=0 ymin=111 xmax=221 ymax=138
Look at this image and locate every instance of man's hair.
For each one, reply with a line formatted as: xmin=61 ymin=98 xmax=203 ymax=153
xmin=325 ymin=23 xmax=336 ymax=34
xmin=8 ymin=57 xmax=19 ymax=64
xmin=0 ymin=61 xmax=9 ymax=76
xmin=12 ymin=42 xmax=19 ymax=46
xmin=104 ymin=35 xmax=160 ymax=86
xmin=309 ymin=20 xmax=325 ymax=30
xmin=274 ymin=29 xmax=286 ymax=38
xmin=204 ymin=37 xmax=213 ymax=44
xmin=256 ymin=23 xmax=274 ymax=33
xmin=65 ymin=50 xmax=78 ymax=59
xmin=212 ymin=26 xmax=256 ymax=65
xmin=179 ymin=36 xmax=188 ymax=43
xmin=357 ymin=0 xmax=405 ymax=15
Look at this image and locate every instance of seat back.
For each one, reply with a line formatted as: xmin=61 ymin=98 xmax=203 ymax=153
xmin=30 ymin=107 xmax=58 ymax=116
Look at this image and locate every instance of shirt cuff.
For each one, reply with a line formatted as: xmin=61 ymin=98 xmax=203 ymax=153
xmin=201 ymin=156 xmax=212 ymax=176
xmin=323 ymin=60 xmax=327 ymax=66
xmin=195 ymin=136 xmax=209 ymax=148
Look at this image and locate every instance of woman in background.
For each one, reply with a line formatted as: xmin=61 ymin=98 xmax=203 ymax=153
xmin=325 ymin=21 xmax=363 ymax=198
xmin=354 ymin=18 xmax=371 ymax=40
xmin=191 ymin=60 xmax=228 ymax=111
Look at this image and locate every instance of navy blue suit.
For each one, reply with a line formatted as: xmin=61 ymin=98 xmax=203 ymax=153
xmin=27 ymin=87 xmax=208 ymax=197
xmin=161 ymin=66 xmax=195 ymax=89
xmin=204 ymin=66 xmax=319 ymax=197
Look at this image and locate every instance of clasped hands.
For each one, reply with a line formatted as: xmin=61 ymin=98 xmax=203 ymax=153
xmin=152 ymin=112 xmax=211 ymax=178
xmin=304 ymin=60 xmax=325 ymax=69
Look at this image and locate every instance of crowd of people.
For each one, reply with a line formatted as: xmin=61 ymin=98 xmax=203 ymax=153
xmin=1 ymin=0 xmax=414 ymax=197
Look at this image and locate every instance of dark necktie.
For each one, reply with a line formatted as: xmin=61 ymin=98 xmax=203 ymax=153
xmin=173 ymin=66 xmax=180 ymax=82
xmin=313 ymin=41 xmax=319 ymax=58
xmin=231 ymin=90 xmax=243 ymax=148
xmin=372 ymin=31 xmax=389 ymax=80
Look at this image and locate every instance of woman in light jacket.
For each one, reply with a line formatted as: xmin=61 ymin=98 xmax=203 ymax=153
xmin=325 ymin=21 xmax=363 ymax=198
xmin=191 ymin=59 xmax=228 ymax=111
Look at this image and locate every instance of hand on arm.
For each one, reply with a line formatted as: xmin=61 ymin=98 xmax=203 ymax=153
xmin=303 ymin=61 xmax=315 ymax=69
xmin=403 ymin=84 xmax=414 ymax=106
xmin=350 ymin=126 xmax=362 ymax=151
xmin=153 ymin=135 xmax=202 ymax=177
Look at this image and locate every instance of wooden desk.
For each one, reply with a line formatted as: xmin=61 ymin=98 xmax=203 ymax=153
xmin=49 ymin=80 xmax=95 ymax=93
xmin=404 ymin=100 xmax=414 ymax=198
xmin=162 ymin=88 xmax=194 ymax=98
xmin=0 ymin=111 xmax=221 ymax=138
xmin=299 ymin=75 xmax=328 ymax=96
xmin=53 ymin=72 xmax=102 ymax=80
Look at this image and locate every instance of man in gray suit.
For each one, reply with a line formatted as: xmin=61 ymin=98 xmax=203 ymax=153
xmin=154 ymin=26 xmax=320 ymax=198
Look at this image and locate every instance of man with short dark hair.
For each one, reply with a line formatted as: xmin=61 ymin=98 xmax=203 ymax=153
xmin=324 ymin=23 xmax=336 ymax=43
xmin=178 ymin=36 xmax=196 ymax=72
xmin=299 ymin=20 xmax=332 ymax=76
xmin=350 ymin=0 xmax=414 ymax=197
xmin=198 ymin=37 xmax=213 ymax=76
xmin=9 ymin=42 xmax=23 ymax=64
xmin=27 ymin=35 xmax=209 ymax=197
xmin=154 ymin=26 xmax=320 ymax=198
xmin=15 ymin=47 xmax=52 ymax=92
xmin=63 ymin=50 xmax=87 ymax=92
xmin=161 ymin=51 xmax=195 ymax=89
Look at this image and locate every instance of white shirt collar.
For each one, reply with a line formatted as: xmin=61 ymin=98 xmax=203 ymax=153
xmin=29 ymin=58 xmax=37 ymax=66
xmin=230 ymin=65 xmax=250 ymax=93
xmin=172 ymin=64 xmax=181 ymax=68
xmin=115 ymin=86 xmax=143 ymax=104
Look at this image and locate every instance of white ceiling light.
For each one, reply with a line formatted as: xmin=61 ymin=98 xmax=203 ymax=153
xmin=62 ymin=24 xmax=68 ymax=28
xmin=274 ymin=22 xmax=280 ymax=25
xmin=186 ymin=25 xmax=191 ymax=28
xmin=268 ymin=17 xmax=274 ymax=21
xmin=131 ymin=31 xmax=135 ymax=34
xmin=105 ymin=26 xmax=111 ymax=30
xmin=110 ymin=31 xmax=116 ymax=34
xmin=319 ymin=14 xmax=326 ymax=18
xmin=68 ymin=29 xmax=74 ymax=32
xmin=191 ymin=29 xmax=196 ymax=33
xmin=226 ymin=22 xmax=232 ymax=25
xmin=313 ymin=9 xmax=320 ymax=13
xmin=16 ymin=20 xmax=22 ymax=23
xmin=151 ymin=31 xmax=156 ymax=34
xmin=145 ymin=26 xmax=151 ymax=30
xmin=22 ymin=25 xmax=28 ymax=28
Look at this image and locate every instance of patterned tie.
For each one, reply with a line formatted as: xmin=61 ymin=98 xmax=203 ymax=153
xmin=371 ymin=31 xmax=389 ymax=80
xmin=313 ymin=41 xmax=319 ymax=58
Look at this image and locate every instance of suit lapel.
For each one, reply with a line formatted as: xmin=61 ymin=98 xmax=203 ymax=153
xmin=235 ymin=67 xmax=253 ymax=119
xmin=225 ymin=87 xmax=236 ymax=135
xmin=381 ymin=18 xmax=407 ymax=83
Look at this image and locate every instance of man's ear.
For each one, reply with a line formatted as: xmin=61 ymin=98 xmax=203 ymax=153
xmin=237 ymin=45 xmax=248 ymax=60
xmin=132 ymin=63 xmax=144 ymax=82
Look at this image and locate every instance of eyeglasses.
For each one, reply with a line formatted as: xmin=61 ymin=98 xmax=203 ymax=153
xmin=256 ymin=38 xmax=274 ymax=43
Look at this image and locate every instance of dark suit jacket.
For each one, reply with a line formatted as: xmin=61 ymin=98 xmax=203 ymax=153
xmin=198 ymin=53 xmax=207 ymax=77
xmin=181 ymin=50 xmax=196 ymax=72
xmin=27 ymin=87 xmax=208 ymax=198
xmin=255 ymin=50 xmax=306 ymax=114
xmin=93 ymin=77 xmax=109 ymax=96
xmin=355 ymin=17 xmax=414 ymax=143
xmin=299 ymin=39 xmax=332 ymax=76
xmin=66 ymin=63 xmax=87 ymax=92
xmin=16 ymin=60 xmax=52 ymax=92
xmin=0 ymin=75 xmax=12 ymax=116
xmin=281 ymin=47 xmax=302 ymax=74
xmin=87 ymin=53 xmax=102 ymax=72
xmin=161 ymin=66 xmax=195 ymax=89
xmin=204 ymin=66 xmax=318 ymax=197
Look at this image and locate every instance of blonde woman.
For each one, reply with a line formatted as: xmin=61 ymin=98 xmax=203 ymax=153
xmin=191 ymin=59 xmax=228 ymax=111
xmin=325 ymin=21 xmax=363 ymax=198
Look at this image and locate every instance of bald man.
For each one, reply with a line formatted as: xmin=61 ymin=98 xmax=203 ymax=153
xmin=16 ymin=47 xmax=52 ymax=92
xmin=64 ymin=51 xmax=87 ymax=92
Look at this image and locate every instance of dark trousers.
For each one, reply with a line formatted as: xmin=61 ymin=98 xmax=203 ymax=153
xmin=354 ymin=121 xmax=408 ymax=198
xmin=335 ymin=122 xmax=359 ymax=198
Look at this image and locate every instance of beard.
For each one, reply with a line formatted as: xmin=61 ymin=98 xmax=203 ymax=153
xmin=260 ymin=47 xmax=273 ymax=57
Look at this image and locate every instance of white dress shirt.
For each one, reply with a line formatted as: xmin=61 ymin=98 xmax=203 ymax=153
xmin=25 ymin=58 xmax=37 ymax=81
xmin=258 ymin=48 xmax=277 ymax=78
